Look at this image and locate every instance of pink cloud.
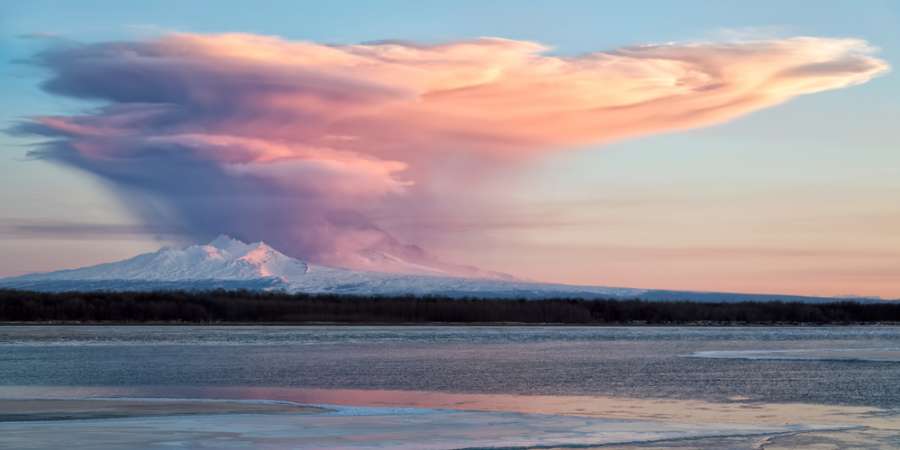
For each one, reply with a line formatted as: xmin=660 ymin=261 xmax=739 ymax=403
xmin=19 ymin=33 xmax=888 ymax=276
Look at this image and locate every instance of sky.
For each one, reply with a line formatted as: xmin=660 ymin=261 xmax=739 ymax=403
xmin=1 ymin=1 xmax=898 ymax=298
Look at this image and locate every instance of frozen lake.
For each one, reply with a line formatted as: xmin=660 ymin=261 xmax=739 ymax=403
xmin=1 ymin=325 xmax=899 ymax=448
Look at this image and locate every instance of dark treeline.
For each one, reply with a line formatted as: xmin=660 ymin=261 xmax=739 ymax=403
xmin=1 ymin=289 xmax=899 ymax=324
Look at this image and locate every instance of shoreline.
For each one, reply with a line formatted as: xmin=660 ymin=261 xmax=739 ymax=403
xmin=5 ymin=291 xmax=898 ymax=325
xmin=3 ymin=321 xmax=900 ymax=326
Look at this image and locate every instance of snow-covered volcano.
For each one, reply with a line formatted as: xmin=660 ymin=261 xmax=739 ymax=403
xmin=7 ymin=235 xmax=309 ymax=282
xmin=0 ymin=235 xmax=641 ymax=298
xmin=0 ymin=236 xmax=874 ymax=302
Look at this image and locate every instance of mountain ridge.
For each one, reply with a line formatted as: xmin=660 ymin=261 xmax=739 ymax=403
xmin=0 ymin=236 xmax=887 ymax=303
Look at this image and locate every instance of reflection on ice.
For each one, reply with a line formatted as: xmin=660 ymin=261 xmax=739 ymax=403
xmin=0 ymin=399 xmax=846 ymax=450
xmin=689 ymin=347 xmax=900 ymax=362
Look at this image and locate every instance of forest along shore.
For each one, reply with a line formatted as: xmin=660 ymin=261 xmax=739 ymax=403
xmin=2 ymin=290 xmax=899 ymax=324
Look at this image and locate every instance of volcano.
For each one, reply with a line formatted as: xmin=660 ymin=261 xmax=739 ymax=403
xmin=0 ymin=236 xmax=874 ymax=302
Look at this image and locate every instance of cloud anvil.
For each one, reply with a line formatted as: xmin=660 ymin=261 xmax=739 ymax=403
xmin=19 ymin=33 xmax=888 ymax=275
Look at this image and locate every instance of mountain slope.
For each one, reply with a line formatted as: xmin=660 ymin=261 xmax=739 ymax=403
xmin=8 ymin=235 xmax=308 ymax=282
xmin=0 ymin=236 xmax=881 ymax=302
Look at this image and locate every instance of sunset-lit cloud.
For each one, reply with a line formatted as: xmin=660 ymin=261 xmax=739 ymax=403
xmin=19 ymin=33 xmax=888 ymax=275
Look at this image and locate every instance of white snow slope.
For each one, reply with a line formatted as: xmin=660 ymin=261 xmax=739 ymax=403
xmin=0 ymin=236 xmax=875 ymax=302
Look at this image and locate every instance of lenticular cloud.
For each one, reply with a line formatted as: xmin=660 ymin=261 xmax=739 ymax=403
xmin=18 ymin=33 xmax=888 ymax=275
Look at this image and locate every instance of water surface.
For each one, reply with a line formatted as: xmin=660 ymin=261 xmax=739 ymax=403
xmin=2 ymin=325 xmax=899 ymax=449
xmin=2 ymin=325 xmax=899 ymax=406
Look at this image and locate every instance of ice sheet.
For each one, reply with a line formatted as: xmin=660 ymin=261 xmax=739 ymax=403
xmin=688 ymin=347 xmax=900 ymax=362
xmin=0 ymin=401 xmax=843 ymax=450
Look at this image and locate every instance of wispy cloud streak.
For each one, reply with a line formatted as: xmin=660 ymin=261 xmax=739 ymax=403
xmin=0 ymin=219 xmax=183 ymax=240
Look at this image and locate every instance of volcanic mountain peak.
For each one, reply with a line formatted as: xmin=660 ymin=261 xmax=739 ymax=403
xmin=1 ymin=236 xmax=878 ymax=303
xmin=9 ymin=235 xmax=307 ymax=282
